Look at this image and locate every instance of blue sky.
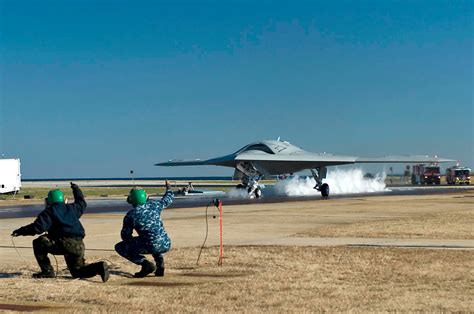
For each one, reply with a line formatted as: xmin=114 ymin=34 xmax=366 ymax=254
xmin=0 ymin=0 xmax=472 ymax=179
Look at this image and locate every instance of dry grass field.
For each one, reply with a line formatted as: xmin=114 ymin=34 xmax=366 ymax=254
xmin=296 ymin=192 xmax=474 ymax=240
xmin=1 ymin=246 xmax=473 ymax=312
xmin=0 ymin=190 xmax=473 ymax=312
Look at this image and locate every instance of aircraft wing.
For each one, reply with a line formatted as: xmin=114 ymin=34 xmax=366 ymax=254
xmin=155 ymin=153 xmax=238 ymax=167
xmin=155 ymin=159 xmax=209 ymax=166
xmin=355 ymin=155 xmax=454 ymax=164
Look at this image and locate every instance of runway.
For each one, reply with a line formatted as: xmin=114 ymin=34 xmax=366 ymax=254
xmin=1 ymin=185 xmax=472 ymax=219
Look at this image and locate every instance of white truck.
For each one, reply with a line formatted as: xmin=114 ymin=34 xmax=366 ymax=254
xmin=0 ymin=158 xmax=22 ymax=194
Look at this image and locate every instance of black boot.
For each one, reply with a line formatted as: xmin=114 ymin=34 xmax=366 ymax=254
xmin=33 ymin=271 xmax=55 ymax=278
xmin=155 ymin=267 xmax=164 ymax=277
xmin=134 ymin=260 xmax=156 ymax=278
xmin=96 ymin=262 xmax=110 ymax=283
xmin=69 ymin=262 xmax=109 ymax=282
xmin=33 ymin=266 xmax=55 ymax=278
xmin=154 ymin=254 xmax=165 ymax=277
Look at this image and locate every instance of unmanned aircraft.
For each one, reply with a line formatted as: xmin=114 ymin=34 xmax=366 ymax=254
xmin=156 ymin=139 xmax=453 ymax=198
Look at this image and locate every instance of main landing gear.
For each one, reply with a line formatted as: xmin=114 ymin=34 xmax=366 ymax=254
xmin=311 ymin=167 xmax=330 ymax=197
xmin=235 ymin=162 xmax=263 ymax=199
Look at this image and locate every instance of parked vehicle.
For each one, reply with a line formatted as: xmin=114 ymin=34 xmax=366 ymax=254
xmin=446 ymin=166 xmax=471 ymax=185
xmin=0 ymin=158 xmax=22 ymax=194
xmin=411 ymin=164 xmax=441 ymax=185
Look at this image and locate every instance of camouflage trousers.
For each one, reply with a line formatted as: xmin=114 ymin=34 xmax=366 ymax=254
xmin=115 ymin=237 xmax=168 ymax=267
xmin=33 ymin=235 xmax=102 ymax=278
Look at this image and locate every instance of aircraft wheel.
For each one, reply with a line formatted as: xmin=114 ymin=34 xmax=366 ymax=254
xmin=255 ymin=187 xmax=262 ymax=199
xmin=320 ymin=183 xmax=330 ymax=197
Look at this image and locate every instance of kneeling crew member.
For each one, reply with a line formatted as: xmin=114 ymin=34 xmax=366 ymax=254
xmin=115 ymin=181 xmax=174 ymax=278
xmin=11 ymin=182 xmax=109 ymax=282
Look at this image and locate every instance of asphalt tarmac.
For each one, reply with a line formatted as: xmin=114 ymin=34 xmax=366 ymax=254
xmin=0 ymin=185 xmax=472 ymax=219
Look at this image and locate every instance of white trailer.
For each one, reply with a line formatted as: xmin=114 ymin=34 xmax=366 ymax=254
xmin=0 ymin=158 xmax=22 ymax=194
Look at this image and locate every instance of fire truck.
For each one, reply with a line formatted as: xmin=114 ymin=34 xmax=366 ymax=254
xmin=446 ymin=166 xmax=471 ymax=185
xmin=411 ymin=164 xmax=441 ymax=185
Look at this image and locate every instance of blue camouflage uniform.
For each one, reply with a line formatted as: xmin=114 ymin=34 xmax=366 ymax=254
xmin=115 ymin=190 xmax=174 ymax=265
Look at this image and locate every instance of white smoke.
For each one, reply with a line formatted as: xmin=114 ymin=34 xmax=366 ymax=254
xmin=227 ymin=187 xmax=251 ymax=199
xmin=325 ymin=168 xmax=388 ymax=194
xmin=270 ymin=168 xmax=388 ymax=197
xmin=226 ymin=168 xmax=388 ymax=198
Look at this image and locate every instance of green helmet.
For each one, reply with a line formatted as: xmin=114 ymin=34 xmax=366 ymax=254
xmin=47 ymin=189 xmax=64 ymax=204
xmin=127 ymin=188 xmax=147 ymax=206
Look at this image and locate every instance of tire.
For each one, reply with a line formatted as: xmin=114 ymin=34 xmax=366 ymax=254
xmin=320 ymin=183 xmax=330 ymax=197
xmin=254 ymin=188 xmax=262 ymax=199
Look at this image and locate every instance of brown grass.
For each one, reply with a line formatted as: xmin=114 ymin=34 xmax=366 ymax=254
xmin=0 ymin=246 xmax=473 ymax=312
xmin=297 ymin=211 xmax=474 ymax=239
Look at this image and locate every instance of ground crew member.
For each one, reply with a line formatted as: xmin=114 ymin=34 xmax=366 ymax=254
xmin=115 ymin=181 xmax=173 ymax=278
xmin=11 ymin=182 xmax=109 ymax=282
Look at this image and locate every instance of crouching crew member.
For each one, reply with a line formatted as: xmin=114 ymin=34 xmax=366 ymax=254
xmin=11 ymin=182 xmax=109 ymax=282
xmin=115 ymin=181 xmax=174 ymax=278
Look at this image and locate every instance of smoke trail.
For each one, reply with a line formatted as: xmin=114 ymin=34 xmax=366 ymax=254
xmin=227 ymin=187 xmax=251 ymax=199
xmin=226 ymin=168 xmax=388 ymax=198
xmin=270 ymin=168 xmax=388 ymax=196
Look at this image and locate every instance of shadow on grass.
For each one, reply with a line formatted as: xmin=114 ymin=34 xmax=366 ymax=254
xmin=0 ymin=303 xmax=53 ymax=311
xmin=126 ymin=281 xmax=194 ymax=287
xmin=175 ymin=266 xmax=198 ymax=270
xmin=181 ymin=271 xmax=250 ymax=278
xmin=110 ymin=270 xmax=134 ymax=278
xmin=0 ymin=272 xmax=22 ymax=279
